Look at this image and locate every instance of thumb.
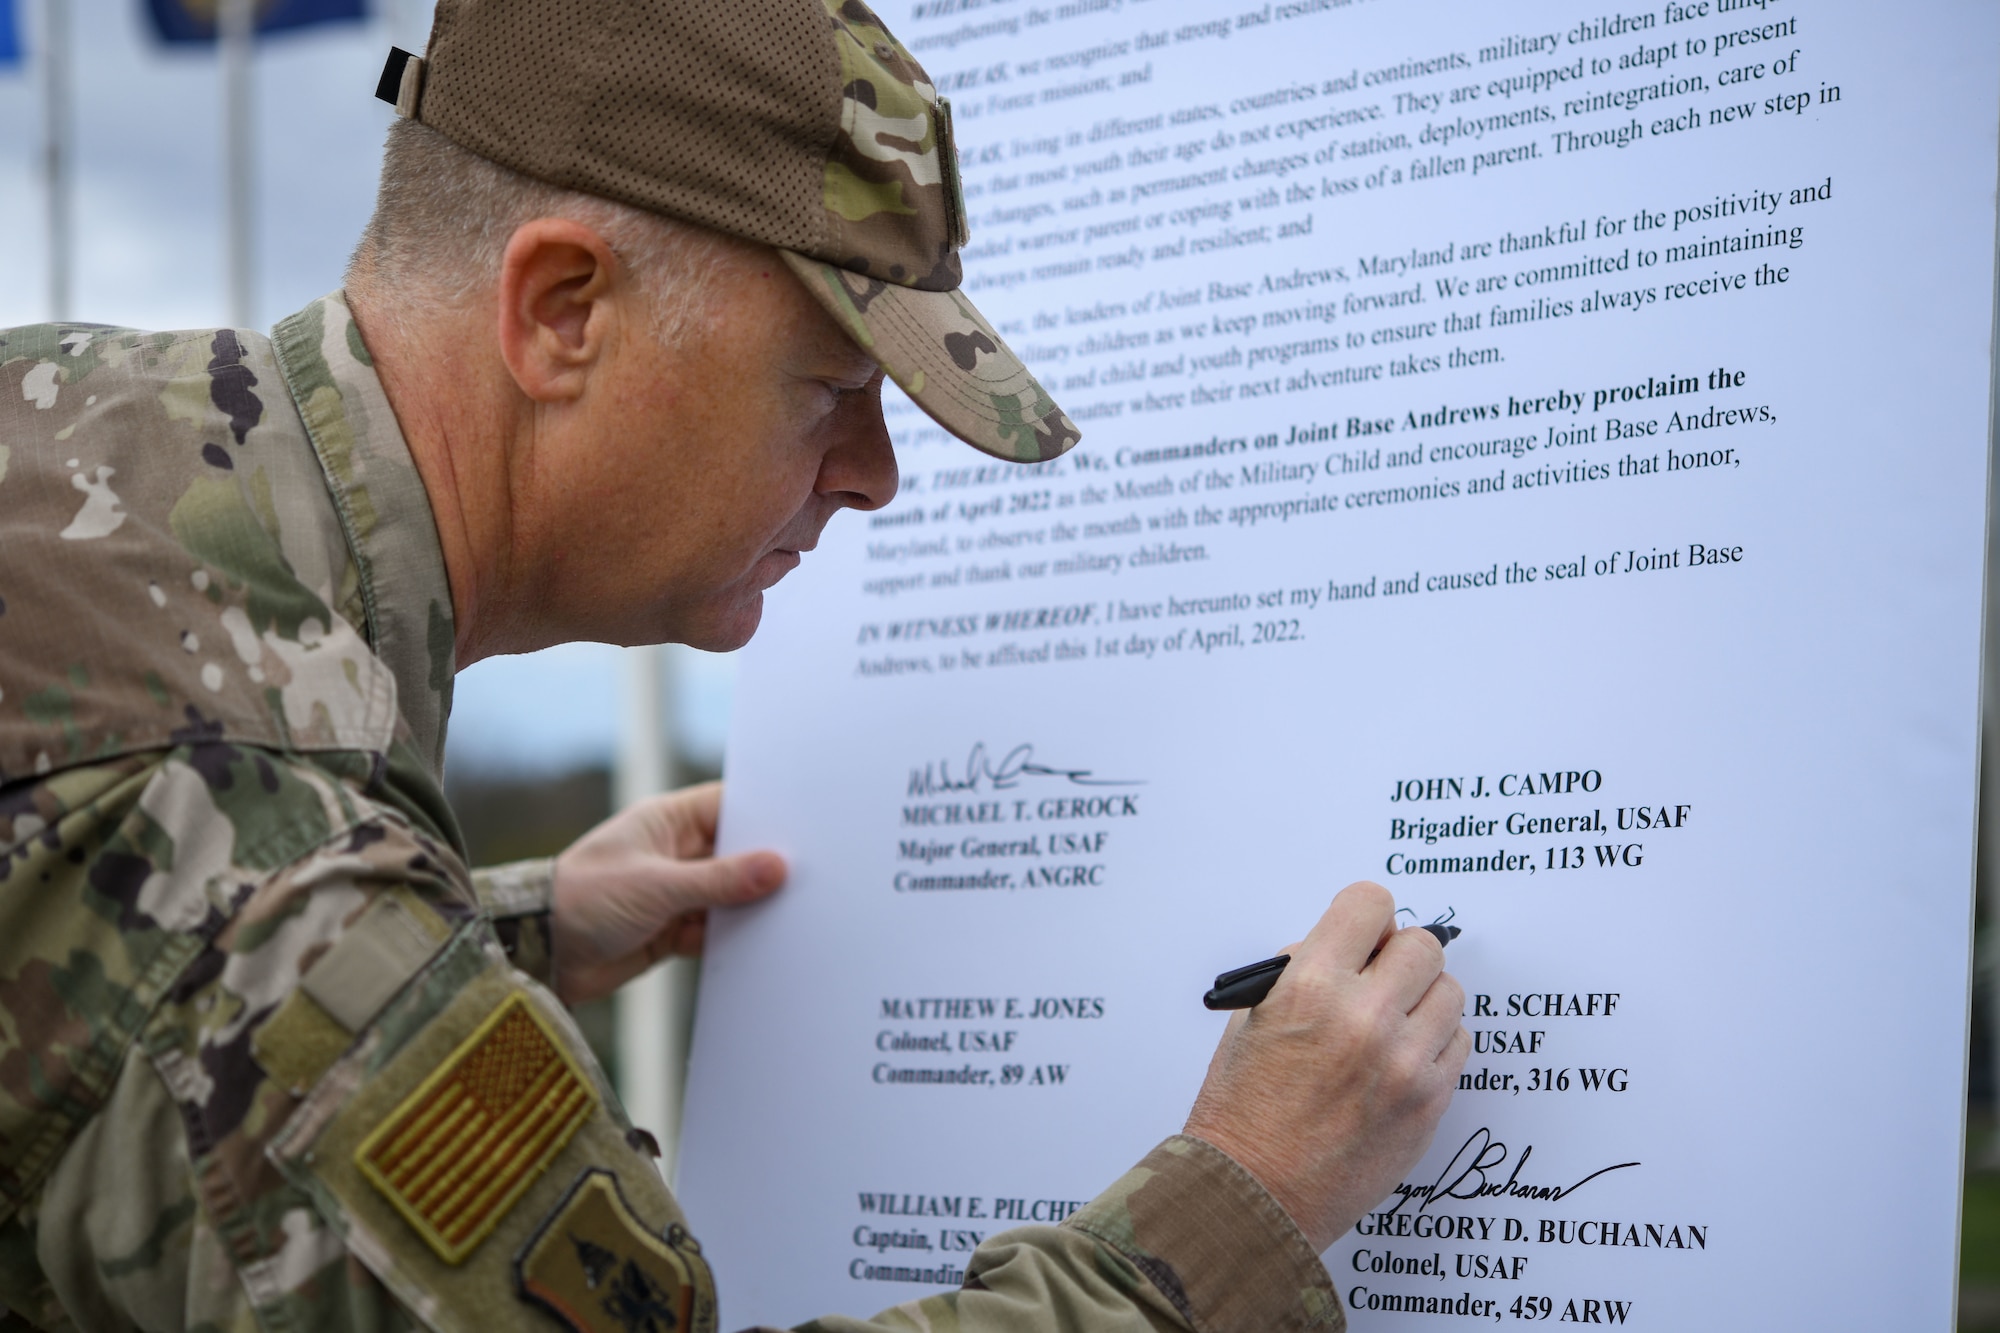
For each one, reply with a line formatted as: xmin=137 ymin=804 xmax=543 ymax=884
xmin=555 ymin=847 xmax=787 ymax=967
xmin=552 ymin=828 xmax=788 ymax=1004
xmin=643 ymin=848 xmax=788 ymax=918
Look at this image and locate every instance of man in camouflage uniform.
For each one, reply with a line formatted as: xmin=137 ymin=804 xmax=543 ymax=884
xmin=0 ymin=2 xmax=1470 ymax=1330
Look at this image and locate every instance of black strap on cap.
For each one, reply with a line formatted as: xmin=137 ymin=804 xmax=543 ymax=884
xmin=374 ymin=47 xmax=415 ymax=106
xmin=376 ymin=46 xmax=426 ymax=118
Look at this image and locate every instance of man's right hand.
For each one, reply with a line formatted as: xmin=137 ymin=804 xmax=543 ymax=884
xmin=1182 ymin=881 xmax=1472 ymax=1252
xmin=549 ymin=781 xmax=786 ymax=1005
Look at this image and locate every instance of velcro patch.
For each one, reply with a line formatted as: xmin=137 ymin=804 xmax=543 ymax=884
xmin=356 ymin=992 xmax=596 ymax=1264
xmin=301 ymin=891 xmax=448 ymax=1033
xmin=517 ymin=1169 xmax=718 ymax=1333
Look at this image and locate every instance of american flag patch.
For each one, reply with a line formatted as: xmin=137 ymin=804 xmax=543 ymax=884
xmin=356 ymin=993 xmax=597 ymax=1264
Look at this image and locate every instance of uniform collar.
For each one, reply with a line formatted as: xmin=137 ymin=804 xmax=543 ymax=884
xmin=271 ymin=292 xmax=456 ymax=777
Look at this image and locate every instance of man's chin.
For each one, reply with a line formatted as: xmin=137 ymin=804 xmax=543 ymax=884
xmin=677 ymin=594 xmax=765 ymax=653
xmin=644 ymin=552 xmax=799 ymax=651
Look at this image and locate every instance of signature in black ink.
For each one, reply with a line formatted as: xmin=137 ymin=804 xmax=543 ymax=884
xmin=1385 ymin=1127 xmax=1639 ymax=1216
xmin=906 ymin=743 xmax=1143 ymax=796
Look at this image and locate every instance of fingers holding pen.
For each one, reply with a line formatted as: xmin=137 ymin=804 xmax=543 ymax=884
xmin=1302 ymin=880 xmax=1399 ymax=974
xmin=1246 ymin=884 xmax=1450 ymax=1014
xmin=1213 ymin=888 xmax=1466 ymax=1084
xmin=1294 ymin=886 xmax=1466 ymax=1076
xmin=1291 ymin=884 xmax=1442 ymax=1001
xmin=1370 ymin=923 xmax=1450 ymax=1015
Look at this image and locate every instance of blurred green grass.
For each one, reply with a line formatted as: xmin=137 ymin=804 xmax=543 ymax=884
xmin=1967 ymin=1113 xmax=1999 ymax=1332
xmin=1969 ymin=1174 xmax=2000 ymax=1281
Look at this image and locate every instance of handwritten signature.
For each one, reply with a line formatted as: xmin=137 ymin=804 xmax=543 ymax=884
xmin=906 ymin=743 xmax=1143 ymax=796
xmin=1385 ymin=1127 xmax=1639 ymax=1215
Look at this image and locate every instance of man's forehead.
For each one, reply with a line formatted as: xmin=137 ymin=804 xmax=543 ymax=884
xmin=764 ymin=261 xmax=882 ymax=377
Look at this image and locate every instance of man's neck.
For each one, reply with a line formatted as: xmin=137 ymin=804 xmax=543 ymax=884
xmin=347 ymin=289 xmax=527 ymax=669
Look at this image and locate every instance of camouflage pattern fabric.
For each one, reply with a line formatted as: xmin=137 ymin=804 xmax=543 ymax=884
xmin=780 ymin=251 xmax=1082 ymax=466
xmin=0 ymin=301 xmax=452 ymax=781
xmin=787 ymin=0 xmax=1085 ymax=467
xmin=820 ymin=0 xmax=965 ymax=292
xmin=0 ymin=296 xmax=1334 ymax=1330
xmin=773 ymin=1138 xmax=1344 ymax=1333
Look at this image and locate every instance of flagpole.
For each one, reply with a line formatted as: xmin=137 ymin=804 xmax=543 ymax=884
xmin=613 ymin=645 xmax=700 ymax=1182
xmin=41 ymin=0 xmax=70 ymax=323
xmin=220 ymin=0 xmax=254 ymax=329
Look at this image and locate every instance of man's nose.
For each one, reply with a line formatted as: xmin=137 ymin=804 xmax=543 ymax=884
xmin=818 ymin=396 xmax=899 ymax=512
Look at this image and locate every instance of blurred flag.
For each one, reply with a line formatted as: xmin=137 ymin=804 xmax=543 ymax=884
xmin=144 ymin=0 xmax=368 ymax=44
xmin=0 ymin=0 xmax=21 ymax=68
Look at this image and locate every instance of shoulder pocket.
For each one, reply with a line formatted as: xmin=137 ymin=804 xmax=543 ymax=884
xmin=267 ymin=921 xmax=704 ymax=1333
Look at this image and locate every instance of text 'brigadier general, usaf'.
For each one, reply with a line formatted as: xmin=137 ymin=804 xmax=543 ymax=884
xmin=0 ymin=2 xmax=1470 ymax=1330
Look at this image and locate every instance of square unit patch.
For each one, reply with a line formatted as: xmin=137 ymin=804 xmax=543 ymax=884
xmin=356 ymin=992 xmax=597 ymax=1263
xmin=517 ymin=1169 xmax=718 ymax=1333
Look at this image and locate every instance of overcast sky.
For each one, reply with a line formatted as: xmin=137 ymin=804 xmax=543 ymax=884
xmin=0 ymin=0 xmax=735 ymax=777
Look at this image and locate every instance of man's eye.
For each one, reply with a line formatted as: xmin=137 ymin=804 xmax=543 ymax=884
xmin=814 ymin=370 xmax=883 ymax=408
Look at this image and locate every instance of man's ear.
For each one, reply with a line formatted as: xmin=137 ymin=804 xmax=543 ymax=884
xmin=495 ymin=218 xmax=624 ymax=403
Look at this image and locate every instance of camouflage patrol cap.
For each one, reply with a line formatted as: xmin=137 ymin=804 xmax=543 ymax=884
xmin=378 ymin=0 xmax=1080 ymax=464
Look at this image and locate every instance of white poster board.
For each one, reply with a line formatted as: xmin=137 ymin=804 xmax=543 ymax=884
xmin=679 ymin=1 xmax=1997 ymax=1327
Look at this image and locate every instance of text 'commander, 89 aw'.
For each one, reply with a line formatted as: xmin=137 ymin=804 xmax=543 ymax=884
xmin=0 ymin=1 xmax=1469 ymax=1330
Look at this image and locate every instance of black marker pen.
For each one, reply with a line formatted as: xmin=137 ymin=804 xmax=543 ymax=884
xmin=1202 ymin=922 xmax=1461 ymax=1011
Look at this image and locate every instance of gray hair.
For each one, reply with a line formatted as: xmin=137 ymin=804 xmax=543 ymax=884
xmin=347 ymin=119 xmax=745 ymax=342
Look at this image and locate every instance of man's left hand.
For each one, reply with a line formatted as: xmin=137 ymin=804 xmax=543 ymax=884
xmin=550 ymin=781 xmax=786 ymax=1004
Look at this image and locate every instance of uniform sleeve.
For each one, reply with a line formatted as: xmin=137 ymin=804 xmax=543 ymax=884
xmin=470 ymin=857 xmax=558 ymax=988
xmin=29 ymin=1033 xmax=428 ymax=1333
xmin=16 ymin=792 xmax=471 ymax=1330
xmin=20 ymin=770 xmax=719 ymax=1333
xmin=782 ymin=1136 xmax=1342 ymax=1333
